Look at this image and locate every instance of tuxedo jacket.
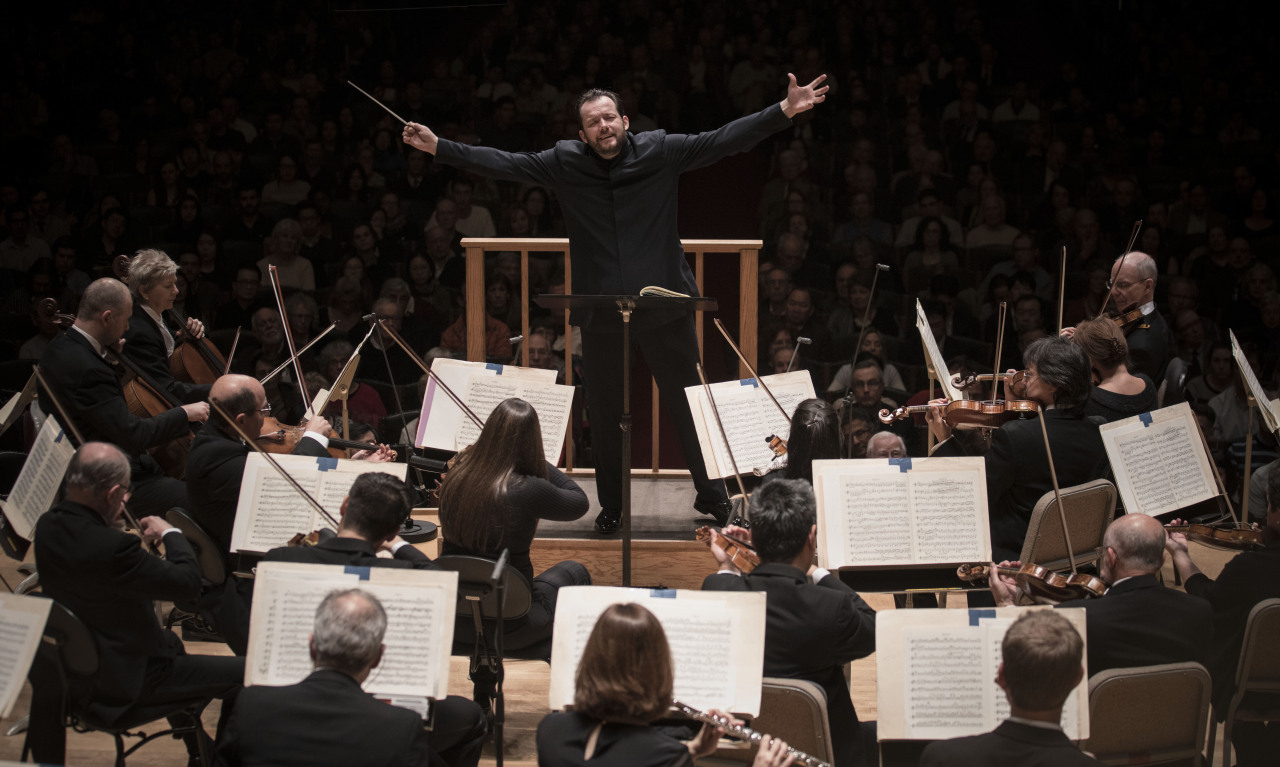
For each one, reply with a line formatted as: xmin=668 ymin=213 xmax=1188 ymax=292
xmin=932 ymin=409 xmax=1109 ymax=561
xmin=34 ymin=501 xmax=202 ymax=725
xmin=1125 ymin=309 xmax=1170 ymax=385
xmin=702 ymin=562 xmax=876 ymax=767
xmin=1058 ymin=573 xmax=1212 ymax=677
xmin=120 ymin=302 xmax=211 ymax=404
xmin=535 ymin=712 xmax=691 ymax=767
xmin=264 ymin=535 xmax=439 ymax=570
xmin=214 ymin=669 xmax=432 ymax=767
xmin=37 ymin=328 xmax=189 ymax=457
xmin=185 ymin=423 xmax=329 ymax=557
xmin=920 ymin=720 xmax=1103 ymax=766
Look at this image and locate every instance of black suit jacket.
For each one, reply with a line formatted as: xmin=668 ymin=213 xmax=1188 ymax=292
xmin=34 ymin=501 xmax=202 ymax=725
xmin=1125 ymin=309 xmax=1170 ymax=384
xmin=535 ymin=712 xmax=692 ymax=767
xmin=185 ymin=423 xmax=330 ymax=557
xmin=263 ymin=535 xmax=438 ymax=570
xmin=920 ymin=720 xmax=1103 ymax=766
xmin=702 ymin=563 xmax=876 ymax=767
xmin=1057 ymin=573 xmax=1211 ymax=677
xmin=932 ymin=409 xmax=1109 ymax=561
xmin=215 ymin=669 xmax=431 ymax=767
xmin=121 ymin=302 xmax=212 ymax=405
xmin=38 ymin=328 xmax=189 ymax=457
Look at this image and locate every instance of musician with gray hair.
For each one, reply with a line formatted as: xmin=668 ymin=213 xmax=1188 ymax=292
xmin=122 ymin=247 xmax=213 ymax=404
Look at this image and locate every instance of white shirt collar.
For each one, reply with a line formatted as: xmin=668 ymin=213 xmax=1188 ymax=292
xmin=72 ymin=325 xmax=106 ymax=357
xmin=1007 ymin=715 xmax=1063 ymax=732
xmin=141 ymin=304 xmax=175 ymax=357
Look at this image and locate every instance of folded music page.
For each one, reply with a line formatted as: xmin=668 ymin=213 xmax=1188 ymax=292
xmin=0 ymin=592 xmax=52 ymax=718
xmin=548 ymin=586 xmax=766 ymax=715
xmin=916 ymin=300 xmax=962 ymax=402
xmin=414 ymin=358 xmax=570 ymax=461
xmin=246 ymin=562 xmax=457 ymax=701
xmin=0 ymin=415 xmax=75 ymax=542
xmin=1100 ymin=402 xmax=1218 ymax=517
xmin=229 ymin=454 xmax=407 ymax=554
xmin=813 ymin=457 xmax=990 ymax=569
xmin=876 ymin=607 xmax=1088 ymax=741
xmin=1230 ymin=329 xmax=1280 ymax=433
xmin=685 ymin=371 xmax=816 ymax=479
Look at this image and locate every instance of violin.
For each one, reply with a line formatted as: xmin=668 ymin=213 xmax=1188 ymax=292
xmin=256 ymin=415 xmax=397 ymax=460
xmin=952 ymin=370 xmax=1029 ymax=398
xmin=1165 ymin=522 xmax=1265 ymax=551
xmin=766 ymin=434 xmax=788 ymax=456
xmin=1106 ymin=304 xmax=1144 ymax=332
xmin=695 ymin=525 xmax=760 ymax=573
xmin=957 ymin=562 xmax=1108 ymax=604
xmin=879 ymin=398 xmax=1039 ymax=429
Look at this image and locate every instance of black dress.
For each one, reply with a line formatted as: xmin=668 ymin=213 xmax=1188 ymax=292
xmin=1083 ymin=374 xmax=1158 ymax=423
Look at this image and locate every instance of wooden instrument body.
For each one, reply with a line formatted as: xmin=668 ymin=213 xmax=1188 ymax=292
xmin=956 ymin=562 xmax=1107 ymax=604
xmin=695 ymin=525 xmax=760 ymax=573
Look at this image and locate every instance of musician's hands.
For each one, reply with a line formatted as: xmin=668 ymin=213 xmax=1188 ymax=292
xmin=990 ymin=559 xmax=1020 ymax=607
xmin=1164 ymin=518 xmax=1190 ymax=557
xmin=722 ymin=524 xmax=752 ymax=543
xmin=780 ymin=73 xmax=828 ymax=118
xmin=752 ymin=736 xmax=796 ymax=767
xmin=352 ymin=444 xmax=395 ymax=462
xmin=924 ymin=398 xmax=953 ymax=442
xmin=380 ymin=535 xmax=406 ymax=552
xmin=402 ymin=122 xmax=439 ymax=154
xmin=183 ymin=402 xmax=210 ymax=423
xmin=184 ymin=317 xmax=205 ymax=339
xmin=708 ymin=530 xmax=741 ymax=574
xmin=303 ymin=414 xmax=333 ymax=435
xmin=138 ymin=516 xmax=176 ymax=545
xmin=1059 ymin=326 xmax=1076 ymax=339
xmin=688 ymin=709 xmax=738 ymax=758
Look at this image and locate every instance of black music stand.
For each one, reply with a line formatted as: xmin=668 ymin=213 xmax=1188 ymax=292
xmin=534 ymin=294 xmax=718 ymax=586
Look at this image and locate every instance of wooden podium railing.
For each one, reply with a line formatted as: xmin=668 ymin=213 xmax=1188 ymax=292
xmin=460 ymin=237 xmax=762 ymax=469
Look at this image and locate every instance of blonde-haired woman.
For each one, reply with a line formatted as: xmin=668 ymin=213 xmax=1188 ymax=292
xmin=121 ymin=248 xmax=212 ymax=403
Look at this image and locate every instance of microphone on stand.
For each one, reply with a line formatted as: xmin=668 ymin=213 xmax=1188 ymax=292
xmin=508 ymin=335 xmax=523 ymax=365
xmin=786 ymin=336 xmax=812 ymax=373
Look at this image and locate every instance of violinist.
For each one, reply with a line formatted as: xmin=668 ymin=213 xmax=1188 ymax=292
xmin=121 ymin=248 xmax=213 ymax=403
xmin=927 ymin=336 xmax=1108 ymax=565
xmin=1069 ymin=250 xmax=1169 ymax=383
xmin=776 ymin=398 xmax=840 ymax=483
xmin=1068 ymin=317 xmax=1157 ymax=422
xmin=989 ymin=514 xmax=1210 ymax=676
xmin=37 ymin=278 xmax=208 ymax=517
xmin=1166 ymin=467 xmax=1280 ymax=764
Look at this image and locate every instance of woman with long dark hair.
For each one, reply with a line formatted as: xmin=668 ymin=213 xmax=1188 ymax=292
xmin=782 ymin=398 xmax=841 ymax=483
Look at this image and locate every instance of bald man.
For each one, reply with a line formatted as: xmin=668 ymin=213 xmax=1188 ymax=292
xmin=1105 ymin=251 xmax=1170 ymax=383
xmin=992 ymin=513 xmax=1211 ymax=676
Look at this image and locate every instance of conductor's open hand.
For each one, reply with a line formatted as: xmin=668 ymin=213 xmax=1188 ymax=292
xmin=402 ymin=122 xmax=439 ymax=155
xmin=781 ymin=73 xmax=828 ymax=118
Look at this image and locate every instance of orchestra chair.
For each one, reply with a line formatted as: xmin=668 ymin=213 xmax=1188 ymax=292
xmin=378 ymin=409 xmax=419 ymax=445
xmin=1018 ymin=479 xmax=1116 ymax=592
xmin=1206 ymin=598 xmax=1280 ymax=767
xmin=435 ymin=551 xmax=544 ymax=767
xmin=22 ymin=599 xmax=213 ymax=767
xmin=162 ymin=508 xmax=227 ymax=643
xmin=703 ymin=678 xmax=834 ymax=767
xmin=1081 ymin=661 xmax=1211 ymax=766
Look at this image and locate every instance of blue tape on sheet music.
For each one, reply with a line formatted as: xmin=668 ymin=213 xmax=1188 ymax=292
xmin=740 ymin=378 xmax=759 ymax=388
xmin=487 ymin=363 xmax=503 ymax=373
xmin=890 ymin=457 xmax=912 ymax=472
xmin=344 ymin=566 xmax=371 ymax=580
xmin=649 ymin=589 xmax=677 ymax=598
xmin=55 ymin=429 xmax=64 ymax=443
xmin=969 ymin=609 xmax=996 ymax=626
xmin=1139 ymin=412 xmax=1153 ymax=427
xmin=316 ymin=457 xmax=339 ymax=471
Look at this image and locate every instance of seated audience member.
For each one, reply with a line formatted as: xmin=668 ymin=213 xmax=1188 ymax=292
xmin=703 ymin=479 xmax=877 ymax=767
xmin=865 ymin=431 xmax=908 ymax=458
xmin=839 ymin=403 xmax=878 ymax=459
xmin=536 ymin=603 xmax=791 ymax=767
xmin=780 ymin=398 xmax=841 ymax=483
xmin=1166 ymin=467 xmax=1280 ymax=765
xmin=991 ymin=514 xmax=1211 ymax=675
xmin=319 ymin=339 xmax=387 ymax=429
xmin=215 ymin=589 xmax=486 ymax=767
xmin=32 ymin=443 xmax=243 ymax=764
xmin=826 ymin=327 xmax=906 ymax=394
xmin=920 ymin=611 xmax=1102 ymax=766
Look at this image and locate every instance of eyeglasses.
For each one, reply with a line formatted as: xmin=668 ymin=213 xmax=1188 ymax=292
xmin=258 ymin=404 xmax=272 ymax=414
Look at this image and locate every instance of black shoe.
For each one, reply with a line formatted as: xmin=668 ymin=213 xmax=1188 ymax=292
xmin=594 ymin=507 xmax=622 ymax=535
xmin=693 ymin=497 xmax=732 ymax=526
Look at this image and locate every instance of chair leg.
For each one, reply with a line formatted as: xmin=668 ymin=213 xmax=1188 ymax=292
xmin=114 ymin=732 xmax=127 ymax=767
xmin=1205 ymin=708 xmax=1216 ymax=767
xmin=495 ymin=659 xmax=505 ymax=767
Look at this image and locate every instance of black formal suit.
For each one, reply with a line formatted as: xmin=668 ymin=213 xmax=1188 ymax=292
xmin=536 ymin=712 xmax=692 ymax=767
xmin=38 ymin=328 xmax=190 ymax=516
xmin=121 ymin=302 xmax=212 ymax=405
xmin=1125 ymin=308 xmax=1170 ymax=384
xmin=702 ymin=563 xmax=877 ymax=767
xmin=920 ymin=720 xmax=1103 ymax=766
xmin=932 ymin=409 xmax=1109 ymax=561
xmin=263 ymin=535 xmax=439 ymax=570
xmin=1057 ymin=573 xmax=1211 ymax=677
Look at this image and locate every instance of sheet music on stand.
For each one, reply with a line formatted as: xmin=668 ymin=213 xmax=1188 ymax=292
xmin=1230 ymin=329 xmax=1280 ymax=434
xmin=246 ymin=562 xmax=457 ymax=709
xmin=916 ymin=300 xmax=961 ymax=403
xmin=1099 ymin=402 xmax=1219 ymax=518
xmin=0 ymin=592 xmax=51 ymax=719
xmin=548 ymin=586 xmax=766 ymax=715
xmin=876 ymin=606 xmax=1089 ymax=741
xmin=685 ymin=371 xmax=816 ymax=479
xmin=0 ymin=415 xmax=75 ymax=542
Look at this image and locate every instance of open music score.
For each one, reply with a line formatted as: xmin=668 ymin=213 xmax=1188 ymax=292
xmin=0 ymin=592 xmax=51 ymax=719
xmin=549 ymin=586 xmax=766 ymax=715
xmin=246 ymin=562 xmax=457 ymax=705
xmin=1099 ymin=402 xmax=1218 ymax=517
xmin=0 ymin=415 xmax=75 ymax=542
xmin=685 ymin=370 xmax=816 ymax=478
xmin=813 ymin=457 xmax=990 ymax=569
xmin=229 ymin=453 xmax=408 ymax=554
xmin=1230 ymin=329 xmax=1280 ymax=434
xmin=876 ymin=607 xmax=1089 ymax=741
xmin=916 ymin=299 xmax=962 ymax=403
xmin=414 ymin=358 xmax=574 ymax=462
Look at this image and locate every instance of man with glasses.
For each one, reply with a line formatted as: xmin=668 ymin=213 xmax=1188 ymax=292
xmin=842 ymin=360 xmax=913 ymax=455
xmin=1103 ymin=250 xmax=1169 ymax=383
xmin=865 ymin=431 xmax=907 ymax=459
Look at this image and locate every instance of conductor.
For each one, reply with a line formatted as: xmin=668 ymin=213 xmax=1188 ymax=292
xmin=403 ymin=74 xmax=829 ymax=534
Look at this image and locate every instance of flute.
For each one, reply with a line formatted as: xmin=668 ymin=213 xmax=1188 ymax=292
xmin=672 ymin=701 xmax=831 ymax=767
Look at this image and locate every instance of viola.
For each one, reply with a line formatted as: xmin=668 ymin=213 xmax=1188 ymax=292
xmin=879 ymin=398 xmax=1039 ymax=429
xmin=695 ymin=525 xmax=760 ymax=573
xmin=957 ymin=562 xmax=1107 ymax=604
xmin=256 ymin=415 xmax=397 ymax=460
xmin=1166 ymin=522 xmax=1265 ymax=551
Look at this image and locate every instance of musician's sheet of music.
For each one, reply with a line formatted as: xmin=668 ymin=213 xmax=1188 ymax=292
xmin=916 ymin=299 xmax=962 ymax=402
xmin=548 ymin=586 xmax=767 ymax=715
xmin=0 ymin=592 xmax=51 ymax=718
xmin=876 ymin=607 xmax=1089 ymax=741
xmin=414 ymin=358 xmax=574 ymax=461
xmin=0 ymin=415 xmax=74 ymax=542
xmin=1099 ymin=402 xmax=1218 ymax=517
xmin=685 ymin=371 xmax=815 ymax=479
xmin=1230 ymin=329 xmax=1280 ymax=433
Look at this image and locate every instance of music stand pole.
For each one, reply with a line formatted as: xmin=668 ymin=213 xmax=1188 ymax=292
xmin=618 ymin=298 xmax=635 ymax=587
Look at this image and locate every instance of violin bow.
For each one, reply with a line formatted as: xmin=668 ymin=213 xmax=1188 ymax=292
xmin=208 ymin=398 xmax=341 ymax=529
xmin=842 ymin=263 xmax=892 ymax=401
xmin=259 ymin=322 xmax=338 ymax=385
xmin=713 ymin=318 xmax=789 ymax=424
xmin=1056 ymin=245 xmax=1067 ymax=335
xmin=696 ymin=363 xmax=749 ymax=512
xmin=375 ymin=318 xmax=485 ymax=429
xmin=268 ymin=265 xmax=313 ymax=416
xmin=989 ymin=302 xmax=1007 ymax=405
xmin=225 ymin=327 xmax=241 ymax=376
xmin=1035 ymin=403 xmax=1078 ymax=575
xmin=1094 ymin=220 xmax=1144 ymax=321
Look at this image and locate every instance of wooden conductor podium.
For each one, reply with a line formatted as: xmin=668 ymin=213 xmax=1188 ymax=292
xmin=534 ymin=293 xmax=717 ymax=586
